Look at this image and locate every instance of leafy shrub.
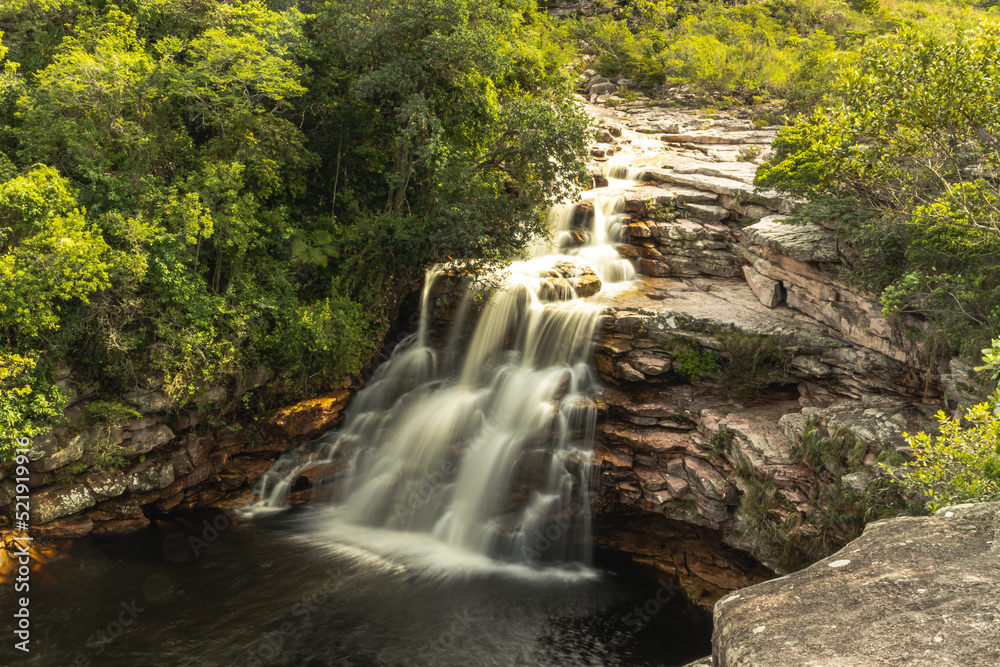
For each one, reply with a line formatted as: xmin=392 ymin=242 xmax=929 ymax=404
xmin=889 ymin=403 xmax=1000 ymax=512
xmin=669 ymin=339 xmax=721 ymax=380
xmin=0 ymin=352 xmax=64 ymax=458
xmin=792 ymin=418 xmax=867 ymax=473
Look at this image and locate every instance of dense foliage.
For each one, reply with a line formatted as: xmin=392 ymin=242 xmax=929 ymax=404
xmin=886 ymin=340 xmax=1000 ymax=511
xmin=0 ymin=0 xmax=592 ymax=457
xmin=758 ymin=18 xmax=1000 ymax=357
xmin=566 ymin=0 xmax=992 ymax=110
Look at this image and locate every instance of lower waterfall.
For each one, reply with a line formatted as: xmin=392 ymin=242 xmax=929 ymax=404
xmin=254 ymin=192 xmax=635 ymax=565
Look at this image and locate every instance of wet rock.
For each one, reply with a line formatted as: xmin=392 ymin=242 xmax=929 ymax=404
xmin=32 ymin=484 xmax=96 ymax=524
xmin=576 ymin=273 xmax=602 ymax=298
xmin=588 ymin=166 xmax=608 ymax=189
xmin=547 ymin=260 xmax=603 ymax=298
xmin=31 ymin=516 xmax=94 ymax=538
xmin=92 ymin=517 xmax=150 ymax=535
xmin=713 ymin=502 xmax=1000 ymax=667
xmin=267 ymin=390 xmax=351 ymax=440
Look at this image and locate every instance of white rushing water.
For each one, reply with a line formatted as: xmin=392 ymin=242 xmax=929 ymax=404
xmin=253 ymin=187 xmax=637 ymax=566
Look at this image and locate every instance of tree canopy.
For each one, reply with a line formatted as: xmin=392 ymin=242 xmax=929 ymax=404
xmin=0 ymin=0 xmax=592 ymax=456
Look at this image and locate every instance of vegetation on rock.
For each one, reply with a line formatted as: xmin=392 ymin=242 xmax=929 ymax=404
xmin=758 ymin=17 xmax=1000 ymax=357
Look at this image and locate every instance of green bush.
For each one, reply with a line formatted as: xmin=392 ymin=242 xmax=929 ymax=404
xmin=668 ymin=339 xmax=721 ymax=380
xmin=0 ymin=352 xmax=65 ymax=458
xmin=889 ymin=403 xmax=1000 ymax=512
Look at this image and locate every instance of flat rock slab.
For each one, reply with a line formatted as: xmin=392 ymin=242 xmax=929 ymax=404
xmin=713 ymin=502 xmax=1000 ymax=667
xmin=660 ymin=130 xmax=777 ymax=145
xmin=592 ymin=277 xmax=843 ymax=350
xmin=742 ymin=216 xmax=840 ymax=263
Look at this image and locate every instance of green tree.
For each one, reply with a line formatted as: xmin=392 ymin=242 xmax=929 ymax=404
xmin=757 ymin=18 xmax=1000 ymax=354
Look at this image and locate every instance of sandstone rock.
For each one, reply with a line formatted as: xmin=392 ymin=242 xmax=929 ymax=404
xmin=586 ymin=75 xmax=608 ymax=91
xmin=713 ymin=502 xmax=1000 ymax=667
xmin=31 ymin=516 xmax=94 ymax=538
xmin=576 ymin=273 xmax=602 ymax=298
xmin=89 ymin=496 xmax=144 ymax=521
xmin=589 ymin=77 xmax=618 ymax=95
xmin=630 ymin=352 xmax=671 ymax=375
xmin=684 ymin=456 xmax=734 ymax=503
xmin=32 ymin=484 xmax=96 ymax=524
xmin=92 ymin=517 xmax=150 ymax=535
xmin=83 ymin=470 xmax=128 ymax=501
xmin=680 ymin=656 xmax=712 ymax=667
xmin=742 ymin=216 xmax=839 ymax=263
xmin=659 ymin=130 xmax=776 ymax=145
xmin=30 ymin=431 xmax=87 ymax=472
xmin=684 ymin=203 xmax=729 ymax=222
xmin=742 ymin=204 xmax=771 ymax=220
xmin=742 ymin=265 xmax=781 ymax=308
xmin=268 ymin=390 xmax=352 ymax=440
xmin=643 ymin=168 xmax=746 ymax=198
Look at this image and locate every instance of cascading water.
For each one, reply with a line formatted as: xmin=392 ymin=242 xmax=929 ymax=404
xmin=254 ymin=189 xmax=637 ymax=566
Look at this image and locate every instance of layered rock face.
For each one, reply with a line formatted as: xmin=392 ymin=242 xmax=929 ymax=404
xmin=580 ymin=99 xmax=941 ymax=608
xmin=712 ymin=502 xmax=1000 ymax=666
xmin=0 ymin=382 xmax=351 ymax=540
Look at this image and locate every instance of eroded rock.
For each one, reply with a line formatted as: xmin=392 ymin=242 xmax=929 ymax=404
xmin=713 ymin=502 xmax=1000 ymax=667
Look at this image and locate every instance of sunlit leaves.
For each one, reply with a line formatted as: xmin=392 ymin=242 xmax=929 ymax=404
xmin=889 ymin=402 xmax=1000 ymax=512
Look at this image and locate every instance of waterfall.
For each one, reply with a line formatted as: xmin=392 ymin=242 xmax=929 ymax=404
xmin=253 ymin=190 xmax=637 ymax=566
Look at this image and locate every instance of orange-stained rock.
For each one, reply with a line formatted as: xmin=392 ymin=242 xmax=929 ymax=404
xmin=267 ymin=389 xmax=351 ymax=440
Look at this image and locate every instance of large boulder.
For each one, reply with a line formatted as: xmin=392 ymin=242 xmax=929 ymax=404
xmin=713 ymin=502 xmax=1000 ymax=666
xmin=741 ymin=216 xmax=840 ymax=263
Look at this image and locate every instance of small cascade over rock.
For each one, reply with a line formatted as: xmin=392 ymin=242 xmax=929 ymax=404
xmin=253 ymin=191 xmax=637 ymax=565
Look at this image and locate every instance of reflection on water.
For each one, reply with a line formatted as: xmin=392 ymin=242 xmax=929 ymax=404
xmin=1 ymin=510 xmax=710 ymax=667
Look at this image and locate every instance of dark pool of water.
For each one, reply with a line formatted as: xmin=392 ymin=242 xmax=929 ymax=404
xmin=2 ymin=508 xmax=710 ymax=666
